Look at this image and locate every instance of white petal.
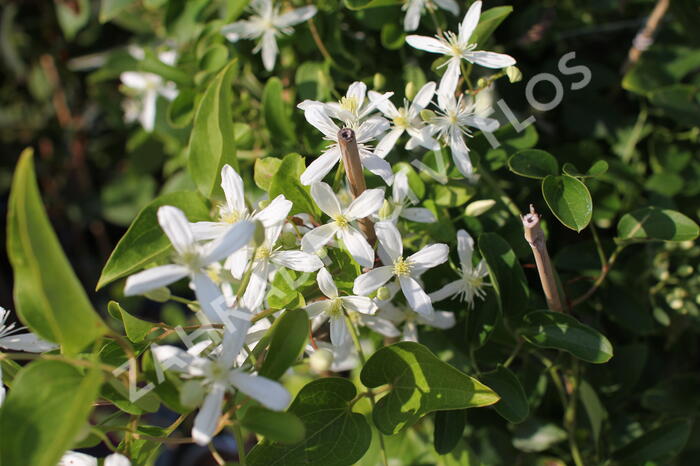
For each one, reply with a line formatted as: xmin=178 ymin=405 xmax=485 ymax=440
xmin=254 ymin=195 xmax=293 ymax=227
xmin=151 ymin=344 xmax=203 ymax=374
xmin=140 ymin=90 xmax=157 ymax=132
xmin=434 ymin=0 xmax=459 ymax=15
xmin=221 ymin=20 xmax=261 ymax=41
xmin=272 ymin=250 xmax=324 ymax=272
xmin=403 ymin=0 xmax=422 ymax=31
xmin=359 ymin=152 xmax=394 ymax=185
xmin=157 ymin=206 xmax=194 ymax=255
xmin=264 ymin=220 xmax=285 ymax=247
xmin=346 ymin=81 xmax=367 ymax=108
xmin=374 ymin=221 xmax=403 ymax=260
xmin=345 ymin=188 xmax=385 ymax=220
xmin=401 ymin=207 xmax=436 ymax=223
xmin=408 ymin=243 xmax=449 ymax=274
xmin=359 ymin=314 xmax=401 ymax=337
xmin=392 ymin=171 xmax=409 ymax=204
xmin=353 ymin=266 xmax=394 ymax=295
xmin=221 ymin=164 xmax=245 ymax=213
xmin=311 ymin=182 xmax=342 ymax=217
xmin=306 ymin=300 xmax=331 ymax=319
xmin=260 ymin=30 xmax=278 ymax=71
xmin=224 ymin=246 xmax=251 ymax=279
xmin=316 ymin=267 xmax=338 ymax=298
xmin=124 ymin=264 xmax=189 ymax=296
xmin=340 ymin=227 xmax=375 ymax=268
xmin=457 ymin=229 xmax=475 ymax=268
xmin=120 ymin=72 xmax=148 ymax=90
xmin=368 ymin=91 xmax=399 ymax=118
xmin=438 ymin=58 xmax=461 ymax=97
xmin=412 ymin=81 xmax=437 ymax=111
xmin=229 ymin=371 xmax=291 ymax=411
xmin=406 ymin=35 xmax=451 ymax=54
xmin=459 ymin=0 xmax=482 ymax=44
xmin=330 ymin=316 xmax=350 ymax=347
xmin=193 ymin=384 xmax=226 ymax=445
xmin=300 ymin=146 xmax=341 ymax=185
xmin=58 ymin=451 xmax=98 ymax=466
xmin=243 ymin=260 xmax=270 ymax=310
xmin=201 ymin=220 xmax=255 ymax=264
xmin=403 ymin=320 xmax=418 ymax=342
xmin=191 ymin=221 xmax=230 ymax=241
xmin=463 ymin=114 xmax=500 ymax=132
xmin=465 ymin=51 xmax=517 ymax=69
xmin=341 ymin=296 xmax=376 ymax=314
xmin=374 ymin=128 xmax=404 ymax=159
xmin=356 ymin=116 xmax=390 ymax=143
xmin=399 ymin=276 xmax=433 ymax=317
xmin=303 ymin=105 xmax=340 ymax=140
xmin=104 ymin=453 xmax=131 ymax=466
xmin=419 ymin=310 xmax=456 ymax=329
xmin=0 ymin=333 xmax=57 ymax=352
xmin=275 ymin=5 xmax=317 ymax=27
xmin=301 ymin=223 xmax=339 ymax=253
xmin=428 ymin=279 xmax=465 ymax=302
xmin=221 ymin=318 xmax=252 ymax=362
xmin=193 ymin=272 xmax=228 ymax=324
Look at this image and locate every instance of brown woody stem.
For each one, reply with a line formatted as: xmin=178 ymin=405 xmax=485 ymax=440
xmin=337 ymin=128 xmax=376 ymax=245
xmin=522 ymin=204 xmax=566 ymax=312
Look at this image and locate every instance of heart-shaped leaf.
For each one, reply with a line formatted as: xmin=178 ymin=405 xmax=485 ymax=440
xmin=360 ymin=342 xmax=499 ymax=434
xmin=542 ymin=175 xmax=593 ymax=232
xmin=508 ymin=149 xmax=559 ymax=179
xmin=616 ymin=206 xmax=699 ymax=243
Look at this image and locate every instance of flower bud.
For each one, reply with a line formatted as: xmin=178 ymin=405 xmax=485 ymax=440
xmin=465 ymin=199 xmax=496 ymax=217
xmin=506 ymin=66 xmax=522 ymax=83
xmin=253 ymin=220 xmax=266 ymax=247
xmin=145 ymin=287 xmax=171 ymax=303
xmin=377 ymin=199 xmax=393 ymax=220
xmin=373 ymin=73 xmax=386 ymax=90
xmin=180 ymin=380 xmax=206 ymax=408
xmin=309 ymin=349 xmax=334 ymax=373
xmin=476 ymin=77 xmax=488 ymax=88
xmin=405 ymin=81 xmax=417 ymax=101
xmin=678 ymin=265 xmax=693 ymax=277
xmin=376 ymin=286 xmax=391 ymax=301
xmin=420 ymin=109 xmax=436 ymax=122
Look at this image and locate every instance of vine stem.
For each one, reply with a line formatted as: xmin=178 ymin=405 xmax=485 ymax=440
xmin=232 ymin=420 xmax=248 ymax=465
xmin=571 ymin=244 xmax=624 ymax=307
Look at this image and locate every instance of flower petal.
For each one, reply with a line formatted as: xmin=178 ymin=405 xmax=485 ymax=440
xmin=151 ymin=344 xmax=204 ymax=374
xmin=341 ymin=296 xmax=376 ymax=314
xmin=300 ymin=146 xmax=341 ymax=186
xmin=201 ymin=220 xmax=255 ymax=264
xmin=408 ymin=243 xmax=449 ymax=274
xmin=401 ymin=207 xmax=436 ymax=223
xmin=434 ymin=0 xmax=459 ymax=15
xmin=399 ymin=276 xmax=434 ymax=317
xmin=403 ymin=0 xmax=422 ymax=31
xmin=272 ymin=250 xmax=324 ymax=272
xmin=428 ymin=279 xmax=464 ymax=302
xmin=191 ymin=221 xmax=229 ymax=241
xmin=193 ymin=272 xmax=228 ymax=324
xmin=260 ymin=30 xmax=278 ymax=71
xmin=243 ymin=260 xmax=270 ymax=310
xmin=340 ymin=227 xmax=375 ymax=268
xmin=104 ymin=453 xmax=131 ymax=466
xmin=229 ymin=371 xmax=291 ymax=411
xmin=193 ymin=384 xmax=226 ymax=445
xmin=302 ymin=104 xmax=340 ymax=140
xmin=346 ymin=81 xmax=367 ymax=108
xmin=457 ymin=229 xmax=475 ymax=269
xmin=140 ymin=90 xmax=157 ymax=132
xmin=353 ymin=266 xmax=394 ymax=295
xmin=58 ymin=451 xmax=98 ymax=466
xmin=221 ymin=20 xmax=261 ymax=41
xmin=311 ymin=182 xmax=342 ymax=217
xmin=124 ymin=264 xmax=189 ymax=296
xmin=374 ymin=128 xmax=404 ymax=159
xmin=275 ymin=5 xmax=317 ymax=28
xmin=458 ymin=0 xmax=482 ymax=44
xmin=412 ymin=81 xmax=437 ymax=111
xmin=316 ymin=267 xmax=338 ymax=298
xmin=406 ymin=35 xmax=450 ymax=54
xmin=374 ymin=220 xmax=403 ymax=260
xmin=253 ymin=195 xmax=293 ymax=227
xmin=306 ymin=300 xmax=331 ymax=319
xmin=465 ymin=51 xmax=516 ymax=69
xmin=359 ymin=313 xmax=401 ymax=337
xmin=157 ymin=206 xmax=194 ymax=255
xmin=345 ymin=188 xmax=385 ymax=220
xmin=221 ymin=164 xmax=245 ymax=213
xmin=402 ymin=320 xmax=418 ymax=342
xmin=438 ymin=57 xmax=461 ymax=97
xmin=301 ymin=223 xmax=339 ymax=253
xmin=419 ymin=310 xmax=456 ymax=329
xmin=330 ymin=316 xmax=350 ymax=347
xmin=359 ymin=152 xmax=394 ymax=185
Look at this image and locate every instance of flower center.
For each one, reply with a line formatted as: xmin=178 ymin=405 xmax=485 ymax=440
xmin=255 ymin=247 xmax=271 ymax=260
xmin=340 ymin=96 xmax=359 ymax=114
xmin=334 ymin=214 xmax=349 ymax=229
xmin=220 ymin=210 xmax=241 ymax=224
xmin=178 ymin=250 xmax=202 ymax=269
xmin=392 ymin=257 xmax=412 ymax=277
xmin=393 ymin=114 xmax=408 ymax=129
xmin=326 ymin=298 xmax=344 ymax=317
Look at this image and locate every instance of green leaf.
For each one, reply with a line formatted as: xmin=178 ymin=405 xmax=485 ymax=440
xmin=344 ymin=0 xmax=401 ymax=10
xmin=562 ymin=161 xmax=609 ymax=178
xmin=247 ymin=378 xmax=371 ymax=466
xmin=381 ymin=22 xmax=405 ymax=49
xmin=360 ymin=342 xmax=499 ymax=435
xmin=513 ymin=419 xmax=567 ymax=452
xmin=188 ymin=59 xmax=239 ymax=197
xmin=466 ymin=288 xmax=501 ymax=349
xmin=241 ymin=406 xmax=305 ymax=444
xmin=97 ymin=191 xmax=210 ymax=289
xmin=612 ymin=419 xmax=692 ymax=465
xmin=519 ymin=310 xmax=614 ymax=364
xmin=480 ymin=365 xmax=529 ymax=423
xmin=470 ymin=6 xmax=513 ymax=45
xmin=167 ymin=88 xmax=196 ymax=128
xmin=198 ymin=44 xmax=229 ymax=73
xmin=648 ymin=84 xmax=700 ymax=126
xmin=7 ymin=149 xmax=106 ymax=353
xmin=56 ymin=0 xmax=89 ymax=40
xmin=269 ymin=153 xmax=319 ymax=216
xmin=0 ymin=361 xmax=103 ymax=466
xmin=295 ymin=62 xmax=334 ymax=102
xmin=262 ymin=77 xmax=296 ymax=149
xmin=254 ymin=157 xmax=282 ymax=192
xmin=508 ymin=149 xmax=559 ymax=179
xmin=578 ymin=380 xmax=607 ymax=448
xmin=478 ymin=233 xmax=529 ymax=319
xmin=542 ymin=175 xmax=593 ymax=232
xmin=434 ymin=409 xmax=467 ymax=455
xmin=616 ymin=206 xmax=699 ymax=243
xmin=108 ymin=301 xmax=153 ymax=343
xmin=100 ymin=0 xmax=136 ymax=22
xmin=259 ymin=309 xmax=309 ymax=380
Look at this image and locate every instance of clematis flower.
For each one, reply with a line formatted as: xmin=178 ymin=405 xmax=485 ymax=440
xmin=221 ymin=0 xmax=317 ymax=71
xmin=378 ymin=170 xmax=436 ymax=223
xmin=353 ymin=221 xmax=448 ymax=316
xmin=406 ymin=1 xmax=516 ymax=95
xmin=301 ymin=182 xmax=384 ymax=267
xmin=298 ymin=103 xmax=394 ymax=185
xmin=120 ymin=50 xmax=178 ymax=132
xmin=236 ymin=201 xmax=324 ymax=310
xmin=0 ymin=307 xmax=58 ymax=353
xmin=403 ymin=0 xmax=459 ymax=32
xmin=299 ymin=81 xmax=393 ymax=128
xmin=430 ymin=89 xmax=499 ymax=177
xmin=369 ymin=81 xmax=439 ymax=157
xmin=429 ymin=229 xmax=489 ymax=308
xmin=152 ymin=328 xmax=290 ymax=445
xmin=124 ymin=206 xmax=255 ymax=323
xmin=376 ymin=300 xmax=455 ymax=342
xmin=305 ymin=268 xmax=377 ymax=347
xmin=58 ymin=452 xmax=131 ymax=466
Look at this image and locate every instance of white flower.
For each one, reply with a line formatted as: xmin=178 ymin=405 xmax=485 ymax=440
xmin=299 ymin=81 xmax=393 ymax=128
xmin=430 ymin=90 xmax=499 ymax=177
xmin=237 ymin=202 xmax=324 ymax=310
xmin=406 ymin=1 xmax=516 ymax=95
xmin=306 ymin=268 xmax=377 ymax=347
xmin=152 ymin=329 xmax=290 ymax=446
xmin=403 ymin=0 xmax=459 ymax=32
xmin=369 ymin=81 xmax=439 ymax=157
xmin=221 ymin=0 xmax=317 ymax=71
xmin=0 ymin=307 xmax=58 ymax=353
xmin=379 ymin=170 xmax=436 ymax=223
xmin=120 ymin=50 xmax=178 ymax=132
xmin=58 ymin=452 xmax=130 ymax=466
xmin=302 ymin=182 xmax=384 ymax=267
xmin=376 ymin=300 xmax=455 ymax=342
xmin=124 ymin=206 xmax=255 ymax=323
xmin=298 ymin=103 xmax=394 ymax=185
xmin=353 ymin=221 xmax=448 ymax=317
xmin=429 ymin=229 xmax=489 ymax=308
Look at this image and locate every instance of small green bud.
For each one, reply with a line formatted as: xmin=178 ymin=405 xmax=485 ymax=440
xmin=373 ymin=72 xmax=386 ymax=90
xmin=405 ymin=81 xmax=417 ymax=101
xmin=465 ymin=199 xmax=496 ymax=217
xmin=506 ymin=65 xmax=522 ymax=83
xmin=420 ymin=109 xmax=436 ymax=122
xmin=180 ymin=380 xmax=206 ymax=408
xmin=309 ymin=349 xmax=334 ymax=373
xmin=476 ymin=77 xmax=488 ymax=88
xmin=377 ymin=199 xmax=393 ymax=220
xmin=678 ymin=265 xmax=694 ymax=276
xmin=253 ymin=220 xmax=266 ymax=247
xmin=376 ymin=286 xmax=391 ymax=301
xmin=145 ymin=287 xmax=171 ymax=303
xmin=670 ymin=298 xmax=684 ymax=310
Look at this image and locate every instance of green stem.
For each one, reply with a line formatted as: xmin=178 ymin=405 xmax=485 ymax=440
xmin=232 ymin=421 xmax=247 ymax=466
xmin=571 ymin=244 xmax=625 ymax=307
